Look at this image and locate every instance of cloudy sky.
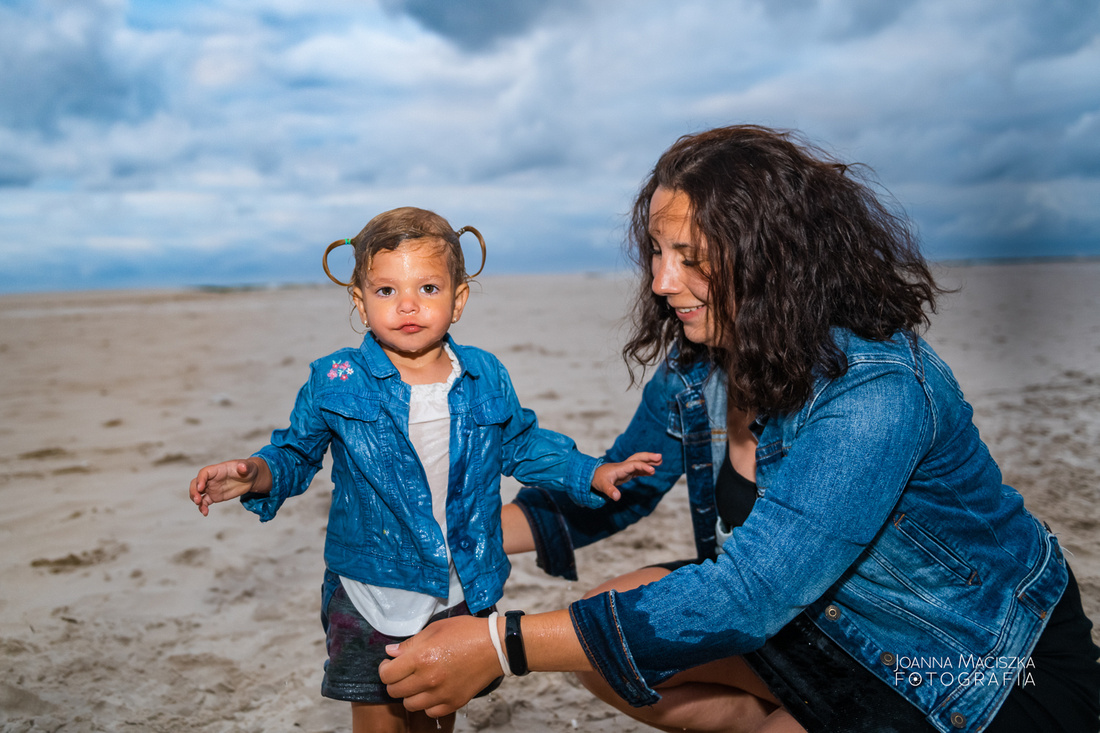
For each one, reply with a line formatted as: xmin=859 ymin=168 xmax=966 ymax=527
xmin=1 ymin=0 xmax=1098 ymax=293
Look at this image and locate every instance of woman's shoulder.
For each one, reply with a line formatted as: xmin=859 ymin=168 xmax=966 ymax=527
xmin=833 ymin=328 xmax=924 ymax=367
xmin=801 ymin=329 xmax=930 ymax=404
xmin=834 ymin=329 xmax=958 ymax=383
xmin=800 ymin=329 xmax=962 ymax=413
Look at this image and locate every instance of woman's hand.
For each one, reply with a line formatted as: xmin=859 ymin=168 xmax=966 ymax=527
xmin=380 ymin=615 xmax=502 ymax=718
xmin=591 ymin=452 xmax=662 ymax=501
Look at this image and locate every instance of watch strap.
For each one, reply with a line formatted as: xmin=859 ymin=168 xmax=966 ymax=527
xmin=504 ymin=610 xmax=529 ymax=676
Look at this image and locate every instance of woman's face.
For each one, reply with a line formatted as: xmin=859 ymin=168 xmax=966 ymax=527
xmin=649 ymin=186 xmax=717 ymax=346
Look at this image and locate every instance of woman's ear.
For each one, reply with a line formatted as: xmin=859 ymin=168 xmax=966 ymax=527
xmin=450 ymin=282 xmax=471 ymax=324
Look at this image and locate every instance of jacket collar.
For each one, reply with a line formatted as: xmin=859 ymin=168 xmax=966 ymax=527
xmin=666 ymin=347 xmax=715 ymax=389
xmin=357 ymin=333 xmax=479 ymax=380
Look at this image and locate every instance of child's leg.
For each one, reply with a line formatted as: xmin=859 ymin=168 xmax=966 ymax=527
xmin=408 ymin=710 xmax=455 ymax=733
xmin=351 ymin=702 xmax=407 ymax=733
xmin=351 ymin=702 xmax=455 ymax=733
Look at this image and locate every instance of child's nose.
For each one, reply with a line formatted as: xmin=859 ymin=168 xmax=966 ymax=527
xmin=397 ymin=293 xmax=419 ymax=314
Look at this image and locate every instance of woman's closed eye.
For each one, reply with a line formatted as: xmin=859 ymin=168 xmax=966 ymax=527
xmin=654 ymin=250 xmax=700 ymax=269
xmin=677 ymin=244 xmax=705 ymax=269
xmin=650 ymin=239 xmax=701 ymax=268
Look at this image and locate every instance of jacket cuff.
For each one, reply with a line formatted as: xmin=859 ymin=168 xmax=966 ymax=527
xmin=513 ymin=487 xmax=579 ymax=581
xmin=570 ymin=591 xmax=660 ymax=707
xmin=238 ymin=449 xmax=285 ymax=522
xmin=565 ymin=451 xmax=606 ymax=509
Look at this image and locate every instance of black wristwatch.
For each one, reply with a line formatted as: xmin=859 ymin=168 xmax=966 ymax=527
xmin=504 ymin=610 xmax=529 ymax=676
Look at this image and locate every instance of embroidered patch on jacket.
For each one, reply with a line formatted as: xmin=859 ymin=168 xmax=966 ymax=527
xmin=327 ymin=361 xmax=355 ymax=381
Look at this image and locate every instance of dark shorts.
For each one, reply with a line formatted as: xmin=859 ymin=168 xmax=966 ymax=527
xmin=650 ymin=560 xmax=1100 ymax=733
xmin=320 ymin=571 xmax=501 ymax=704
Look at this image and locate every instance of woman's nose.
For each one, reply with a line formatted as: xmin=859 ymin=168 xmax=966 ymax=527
xmin=651 ymin=258 xmax=680 ymax=296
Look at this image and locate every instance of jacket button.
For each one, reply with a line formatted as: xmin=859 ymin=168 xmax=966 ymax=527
xmin=458 ymin=539 xmax=471 ymax=550
xmin=824 ymin=604 xmax=841 ymax=620
xmin=880 ymin=652 xmax=895 ymax=666
xmin=950 ymin=712 xmax=966 ymax=728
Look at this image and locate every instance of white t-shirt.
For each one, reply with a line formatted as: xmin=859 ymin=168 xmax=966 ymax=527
xmin=339 ymin=344 xmax=464 ymax=636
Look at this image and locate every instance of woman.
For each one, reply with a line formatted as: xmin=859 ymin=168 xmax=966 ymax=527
xmin=380 ymin=125 xmax=1100 ymax=732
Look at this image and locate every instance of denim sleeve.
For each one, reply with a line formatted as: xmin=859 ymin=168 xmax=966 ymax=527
xmin=240 ymin=370 xmax=330 ymax=521
xmin=513 ymin=365 xmax=687 ymax=577
xmin=570 ymin=364 xmax=934 ymax=704
xmin=570 ymin=590 xmax=661 ymax=706
xmin=514 ymin=486 xmax=581 ymax=580
xmin=495 ymin=365 xmax=609 ymax=509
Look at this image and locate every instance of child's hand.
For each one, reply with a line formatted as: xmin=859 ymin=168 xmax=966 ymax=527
xmin=591 ymin=452 xmax=662 ymax=501
xmin=188 ymin=458 xmax=270 ymax=516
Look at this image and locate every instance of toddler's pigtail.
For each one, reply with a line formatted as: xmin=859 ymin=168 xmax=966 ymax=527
xmin=456 ymin=226 xmax=487 ymax=279
xmin=323 ymin=238 xmax=355 ymax=288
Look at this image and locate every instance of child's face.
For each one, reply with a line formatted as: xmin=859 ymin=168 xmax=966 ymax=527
xmin=352 ymin=238 xmax=469 ymax=362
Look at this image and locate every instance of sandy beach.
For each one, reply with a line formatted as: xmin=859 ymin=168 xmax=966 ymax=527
xmin=1 ymin=261 xmax=1098 ymax=732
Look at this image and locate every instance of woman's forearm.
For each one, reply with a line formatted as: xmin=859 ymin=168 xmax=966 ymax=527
xmin=495 ymin=608 xmax=592 ymax=674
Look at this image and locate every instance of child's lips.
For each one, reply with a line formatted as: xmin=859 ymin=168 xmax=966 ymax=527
xmin=400 ymin=323 xmax=423 ymax=333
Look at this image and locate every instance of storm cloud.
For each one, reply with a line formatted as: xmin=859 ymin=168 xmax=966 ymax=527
xmin=1 ymin=0 xmax=1097 ymax=292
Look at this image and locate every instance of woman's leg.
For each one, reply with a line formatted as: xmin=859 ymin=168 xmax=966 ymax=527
xmin=574 ymin=567 xmax=805 ymax=733
xmin=352 ymin=702 xmax=455 ymax=733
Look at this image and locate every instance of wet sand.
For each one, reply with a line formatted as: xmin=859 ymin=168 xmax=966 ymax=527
xmin=1 ymin=261 xmax=1097 ymax=731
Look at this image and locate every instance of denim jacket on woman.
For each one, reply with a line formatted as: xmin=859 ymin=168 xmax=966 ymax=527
xmin=242 ymin=334 xmax=602 ymax=614
xmin=515 ymin=329 xmax=1066 ymax=733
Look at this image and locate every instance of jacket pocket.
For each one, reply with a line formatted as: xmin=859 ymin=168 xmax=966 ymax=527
xmin=891 ymin=512 xmax=980 ymax=587
xmin=470 ymin=394 xmax=510 ymax=426
xmin=318 ymin=393 xmax=382 ymax=422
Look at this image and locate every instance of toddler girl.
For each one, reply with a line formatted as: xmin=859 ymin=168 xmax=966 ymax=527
xmin=188 ymin=207 xmax=659 ymax=733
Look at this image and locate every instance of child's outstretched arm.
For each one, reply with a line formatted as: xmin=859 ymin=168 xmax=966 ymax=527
xmin=188 ymin=457 xmax=272 ymax=516
xmin=590 ymin=452 xmax=662 ymax=502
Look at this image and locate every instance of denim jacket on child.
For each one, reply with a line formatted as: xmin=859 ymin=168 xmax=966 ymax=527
xmin=516 ymin=329 xmax=1066 ymax=733
xmin=242 ymin=334 xmax=603 ymax=614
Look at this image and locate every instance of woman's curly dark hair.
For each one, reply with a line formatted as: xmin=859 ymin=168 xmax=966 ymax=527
xmin=624 ymin=125 xmax=944 ymax=414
